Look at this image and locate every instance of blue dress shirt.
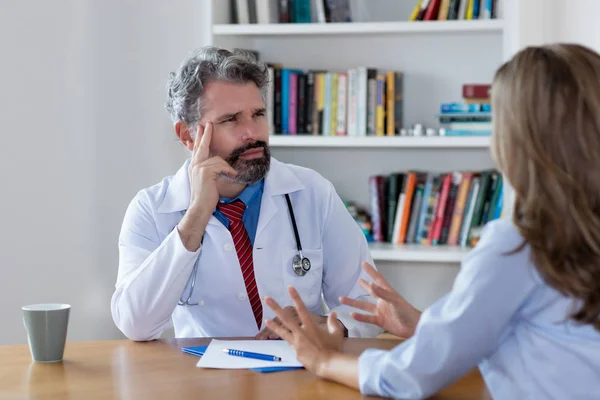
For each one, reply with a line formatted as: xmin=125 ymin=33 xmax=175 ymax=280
xmin=358 ymin=218 xmax=600 ymax=399
xmin=213 ymin=179 xmax=264 ymax=246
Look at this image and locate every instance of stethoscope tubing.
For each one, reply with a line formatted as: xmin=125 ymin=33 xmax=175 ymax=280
xmin=178 ymin=193 xmax=309 ymax=306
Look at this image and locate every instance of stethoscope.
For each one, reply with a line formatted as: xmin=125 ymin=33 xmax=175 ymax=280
xmin=178 ymin=239 xmax=200 ymax=306
xmin=284 ymin=194 xmax=311 ymax=277
xmin=177 ymin=193 xmax=310 ymax=306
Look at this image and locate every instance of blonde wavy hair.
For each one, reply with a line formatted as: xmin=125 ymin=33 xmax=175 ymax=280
xmin=492 ymin=43 xmax=600 ymax=331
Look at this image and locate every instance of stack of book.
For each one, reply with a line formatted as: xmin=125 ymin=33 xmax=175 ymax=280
xmin=267 ymin=65 xmax=403 ymax=136
xmin=438 ymin=83 xmax=491 ymax=136
xmin=368 ymin=169 xmax=503 ymax=247
xmin=410 ymin=0 xmax=498 ymax=21
xmin=231 ymin=0 xmax=352 ymax=24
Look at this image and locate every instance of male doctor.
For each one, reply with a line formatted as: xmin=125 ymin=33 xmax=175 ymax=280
xmin=111 ymin=46 xmax=383 ymax=341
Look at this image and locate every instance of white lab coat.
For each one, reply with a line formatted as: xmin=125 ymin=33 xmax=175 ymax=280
xmin=111 ymin=157 xmax=383 ymax=341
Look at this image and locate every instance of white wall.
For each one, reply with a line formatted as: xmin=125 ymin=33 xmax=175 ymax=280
xmin=556 ymin=0 xmax=600 ymax=51
xmin=0 ymin=0 xmax=95 ymax=345
xmin=0 ymin=0 xmax=208 ymax=345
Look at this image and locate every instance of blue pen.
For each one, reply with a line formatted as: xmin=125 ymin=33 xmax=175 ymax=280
xmin=222 ymin=348 xmax=282 ymax=362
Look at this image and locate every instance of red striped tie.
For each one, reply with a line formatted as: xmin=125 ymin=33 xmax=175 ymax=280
xmin=217 ymin=200 xmax=262 ymax=330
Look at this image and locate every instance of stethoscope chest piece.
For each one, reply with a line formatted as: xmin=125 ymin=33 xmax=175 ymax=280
xmin=292 ymin=253 xmax=311 ymax=276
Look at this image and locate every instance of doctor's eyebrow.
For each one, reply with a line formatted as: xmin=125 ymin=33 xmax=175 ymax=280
xmin=215 ymin=111 xmax=241 ymax=123
xmin=215 ymin=108 xmax=266 ymax=123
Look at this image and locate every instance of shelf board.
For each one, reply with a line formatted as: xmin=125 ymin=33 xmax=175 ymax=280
xmin=368 ymin=243 xmax=470 ymax=263
xmin=268 ymin=135 xmax=490 ymax=148
xmin=213 ymin=20 xmax=504 ymax=37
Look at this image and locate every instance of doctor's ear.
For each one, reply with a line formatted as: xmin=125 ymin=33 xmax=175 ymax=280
xmin=175 ymin=121 xmax=196 ymax=151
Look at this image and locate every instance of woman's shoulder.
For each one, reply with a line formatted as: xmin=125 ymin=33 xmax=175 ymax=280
xmin=461 ymin=218 xmax=543 ymax=286
xmin=471 ymin=218 xmax=527 ymax=256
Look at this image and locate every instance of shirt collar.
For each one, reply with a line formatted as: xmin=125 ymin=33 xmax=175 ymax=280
xmin=217 ymin=179 xmax=264 ymax=207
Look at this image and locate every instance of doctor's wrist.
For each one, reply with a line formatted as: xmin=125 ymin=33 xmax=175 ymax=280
xmin=317 ymin=316 xmax=348 ymax=337
xmin=177 ymin=206 xmax=211 ymax=252
xmin=337 ymin=319 xmax=349 ymax=337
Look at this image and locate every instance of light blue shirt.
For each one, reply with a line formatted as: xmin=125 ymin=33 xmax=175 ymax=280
xmin=358 ymin=218 xmax=600 ymax=399
xmin=213 ymin=179 xmax=264 ymax=247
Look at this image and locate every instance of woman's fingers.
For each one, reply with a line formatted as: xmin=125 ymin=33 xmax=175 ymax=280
xmin=358 ymin=279 xmax=379 ymax=299
xmin=370 ymin=283 xmax=399 ymax=304
xmin=265 ymin=297 xmax=302 ymax=335
xmin=339 ymin=296 xmax=376 ymax=313
xmin=287 ymin=286 xmax=318 ymax=334
xmin=362 ymin=262 xmax=394 ymax=291
xmin=350 ymin=312 xmax=379 ymax=326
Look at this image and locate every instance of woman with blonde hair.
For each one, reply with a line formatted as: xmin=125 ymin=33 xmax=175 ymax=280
xmin=264 ymin=43 xmax=600 ymax=399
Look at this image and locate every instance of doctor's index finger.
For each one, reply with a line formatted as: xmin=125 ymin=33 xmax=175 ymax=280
xmin=196 ymin=121 xmax=212 ymax=162
xmin=192 ymin=123 xmax=203 ymax=153
xmin=265 ymin=319 xmax=293 ymax=343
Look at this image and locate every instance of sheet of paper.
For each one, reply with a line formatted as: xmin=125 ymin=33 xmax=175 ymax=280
xmin=196 ymin=339 xmax=303 ymax=369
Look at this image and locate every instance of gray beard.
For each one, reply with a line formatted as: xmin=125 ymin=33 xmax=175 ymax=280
xmin=220 ymin=156 xmax=271 ymax=185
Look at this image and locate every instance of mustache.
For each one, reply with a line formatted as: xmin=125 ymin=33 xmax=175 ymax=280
xmin=228 ymin=141 xmax=269 ymax=161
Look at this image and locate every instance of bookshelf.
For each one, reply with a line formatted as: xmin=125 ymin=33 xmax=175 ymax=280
xmin=269 ymin=135 xmax=491 ymax=148
xmin=368 ymin=243 xmax=469 ymax=262
xmin=207 ymin=0 xmax=507 ymax=269
xmin=213 ymin=19 xmax=504 ymax=36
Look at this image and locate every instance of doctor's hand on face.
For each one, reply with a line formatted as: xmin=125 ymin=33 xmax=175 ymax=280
xmin=177 ymin=122 xmax=238 ymax=252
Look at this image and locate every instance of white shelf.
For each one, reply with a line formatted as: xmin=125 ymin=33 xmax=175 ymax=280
xmin=213 ymin=20 xmax=504 ymax=37
xmin=268 ymin=135 xmax=490 ymax=148
xmin=368 ymin=243 xmax=470 ymax=263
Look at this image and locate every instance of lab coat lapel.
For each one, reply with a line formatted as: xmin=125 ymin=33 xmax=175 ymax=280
xmin=255 ymin=158 xmax=305 ymax=240
xmin=156 ymin=159 xmax=191 ymax=214
xmin=155 ymin=158 xmax=222 ymax=228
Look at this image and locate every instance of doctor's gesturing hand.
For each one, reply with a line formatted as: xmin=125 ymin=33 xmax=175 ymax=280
xmin=264 ymin=287 xmax=346 ymax=375
xmin=177 ymin=122 xmax=238 ymax=252
xmin=254 ymin=306 xmax=341 ymax=340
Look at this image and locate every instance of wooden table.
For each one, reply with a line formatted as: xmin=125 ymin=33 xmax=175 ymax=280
xmin=0 ymin=337 xmax=490 ymax=399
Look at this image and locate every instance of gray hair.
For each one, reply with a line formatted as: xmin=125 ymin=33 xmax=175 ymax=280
xmin=165 ymin=46 xmax=270 ymax=131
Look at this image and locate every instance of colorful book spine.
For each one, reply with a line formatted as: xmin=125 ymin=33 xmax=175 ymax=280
xmin=280 ymin=69 xmax=290 ymax=134
xmin=367 ymin=69 xmax=377 ymax=136
xmin=386 ymin=71 xmax=395 ymax=136
xmin=336 ymin=72 xmax=348 ymax=136
xmin=375 ymin=73 xmax=385 ymax=136
xmin=329 ymin=72 xmax=338 ymax=136
xmin=323 ymin=72 xmax=332 ymax=136
xmin=288 ymin=72 xmax=298 ymax=135
xmin=347 ymin=68 xmax=358 ymax=136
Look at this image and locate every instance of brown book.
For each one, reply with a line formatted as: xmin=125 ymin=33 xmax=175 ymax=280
xmin=438 ymin=0 xmax=452 ymax=19
xmin=463 ymin=84 xmax=491 ymax=99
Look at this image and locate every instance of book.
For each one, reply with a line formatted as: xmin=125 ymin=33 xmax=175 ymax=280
xmin=364 ymin=169 xmax=503 ymax=247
